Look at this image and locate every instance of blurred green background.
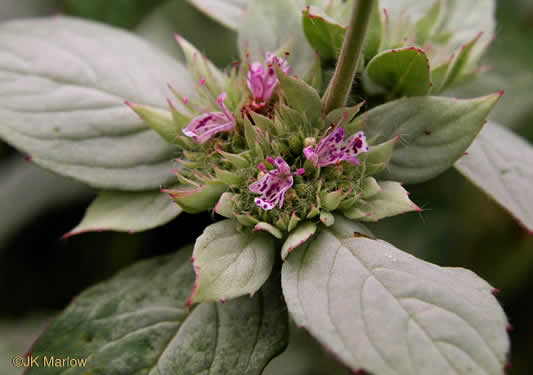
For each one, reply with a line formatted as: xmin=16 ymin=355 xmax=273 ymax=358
xmin=0 ymin=0 xmax=531 ymax=374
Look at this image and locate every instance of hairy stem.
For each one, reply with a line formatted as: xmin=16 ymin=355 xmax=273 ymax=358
xmin=322 ymin=0 xmax=375 ymax=113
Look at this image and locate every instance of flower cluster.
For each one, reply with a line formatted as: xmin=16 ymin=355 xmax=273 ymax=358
xmin=127 ymin=40 xmax=418 ymax=238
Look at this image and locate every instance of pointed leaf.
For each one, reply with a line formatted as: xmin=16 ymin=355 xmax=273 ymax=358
xmin=254 ymin=222 xmax=283 ymax=239
xmin=126 ymin=103 xmax=182 ymax=144
xmin=364 ymin=47 xmax=432 ymax=97
xmin=189 ymin=220 xmax=276 ymax=304
xmin=361 ymin=93 xmax=502 ymax=184
xmin=303 ymin=52 xmax=323 ymax=91
xmin=415 ymin=0 xmax=444 ymax=43
xmin=302 ymin=6 xmax=346 ymax=61
xmin=0 ymin=17 xmax=194 ymax=190
xmin=343 ymin=181 xmax=420 ymax=221
xmin=65 ymin=190 xmax=182 ymax=236
xmin=325 ymin=101 xmax=365 ymax=125
xmin=167 ymin=183 xmax=227 ymax=214
xmin=213 ymin=192 xmax=235 ymax=218
xmin=276 ymin=64 xmax=322 ymax=122
xmin=281 ymin=221 xmax=317 ymax=260
xmin=282 ymin=216 xmax=509 ymax=375
xmin=238 ymin=0 xmax=314 ymax=75
xmin=455 ymin=122 xmax=533 ymax=233
xmin=26 ymin=246 xmax=288 ymax=375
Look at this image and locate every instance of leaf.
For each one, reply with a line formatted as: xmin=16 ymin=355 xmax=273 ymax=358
xmin=26 ymin=246 xmax=288 ymax=375
xmin=65 ymin=190 xmax=182 ymax=236
xmin=414 ymin=0 xmax=444 ymax=43
xmin=380 ymin=0 xmax=495 ymax=63
xmin=281 ymin=222 xmax=317 ymax=260
xmin=361 ymin=93 xmax=502 ymax=184
xmin=343 ymin=181 xmax=420 ymax=222
xmin=166 ymin=183 xmax=228 ymax=214
xmin=126 ymin=103 xmax=183 ymax=144
xmin=364 ymin=47 xmax=432 ymax=97
xmin=0 ymin=17 xmax=195 ymax=191
xmin=455 ymin=122 xmax=533 ymax=233
xmin=302 ymin=6 xmax=346 ymax=61
xmin=185 ymin=0 xmax=249 ymax=30
xmin=254 ymin=222 xmax=283 ymax=239
xmin=189 ymin=220 xmax=276 ymax=304
xmin=282 ymin=216 xmax=509 ymax=375
xmin=276 ymin=64 xmax=322 ymax=122
xmin=238 ymin=0 xmax=314 ymax=75
xmin=0 ymin=156 xmax=91 ymax=249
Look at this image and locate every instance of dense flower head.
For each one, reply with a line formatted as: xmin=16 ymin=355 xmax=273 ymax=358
xmin=130 ymin=45 xmax=416 ymax=236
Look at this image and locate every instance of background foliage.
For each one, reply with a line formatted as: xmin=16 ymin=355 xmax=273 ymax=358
xmin=0 ymin=0 xmax=531 ymax=374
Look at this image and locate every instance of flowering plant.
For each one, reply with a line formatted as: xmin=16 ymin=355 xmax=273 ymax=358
xmin=1 ymin=0 xmax=531 ymax=374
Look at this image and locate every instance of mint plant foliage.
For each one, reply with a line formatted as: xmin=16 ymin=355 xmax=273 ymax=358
xmin=1 ymin=0 xmax=531 ymax=373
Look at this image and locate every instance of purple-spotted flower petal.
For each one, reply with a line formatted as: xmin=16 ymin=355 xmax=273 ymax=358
xmin=182 ymin=92 xmax=235 ymax=144
xmin=304 ymin=128 xmax=368 ymax=167
xmin=247 ymin=53 xmax=291 ymax=104
xmin=249 ymin=156 xmax=304 ymax=210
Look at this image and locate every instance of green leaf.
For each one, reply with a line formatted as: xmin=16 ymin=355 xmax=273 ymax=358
xmin=455 ymin=122 xmax=533 ymax=233
xmin=364 ymin=47 xmax=432 ymax=97
xmin=325 ymin=101 xmax=364 ymax=125
xmin=0 ymin=17 xmax=194 ymax=191
xmin=415 ymin=0 xmax=444 ymax=43
xmin=27 ymin=246 xmax=288 ymax=375
xmin=189 ymin=220 xmax=276 ymax=304
xmin=275 ymin=65 xmax=322 ymax=122
xmin=238 ymin=0 xmax=314 ymax=75
xmin=357 ymin=136 xmax=397 ymax=175
xmin=343 ymin=181 xmax=420 ymax=221
xmin=166 ymin=183 xmax=227 ymax=214
xmin=282 ymin=216 xmax=509 ymax=375
xmin=185 ymin=0 xmax=249 ymax=30
xmin=281 ymin=221 xmax=317 ymax=260
xmin=302 ymin=6 xmax=345 ymax=61
xmin=126 ymin=103 xmax=184 ymax=144
xmin=380 ymin=0 xmax=495 ymax=64
xmin=361 ymin=93 xmax=502 ymax=184
xmin=65 ymin=190 xmax=182 ymax=236
xmin=303 ymin=53 xmax=323 ymax=91
xmin=64 ymin=0 xmax=166 ymax=29
xmin=254 ymin=222 xmax=283 ymax=239
xmin=434 ymin=33 xmax=485 ymax=93
xmin=363 ymin=0 xmax=384 ymax=61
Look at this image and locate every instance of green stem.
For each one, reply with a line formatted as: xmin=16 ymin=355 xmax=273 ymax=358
xmin=322 ymin=0 xmax=375 ymax=113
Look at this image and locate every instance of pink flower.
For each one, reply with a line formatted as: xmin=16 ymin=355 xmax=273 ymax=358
xmin=247 ymin=53 xmax=291 ymax=104
xmin=182 ymin=92 xmax=235 ymax=144
xmin=303 ymin=128 xmax=369 ymax=167
xmin=249 ymin=156 xmax=304 ymax=210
